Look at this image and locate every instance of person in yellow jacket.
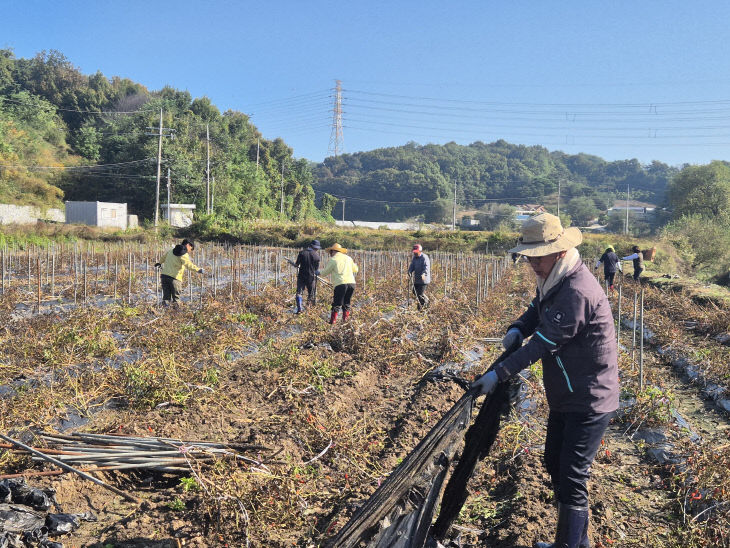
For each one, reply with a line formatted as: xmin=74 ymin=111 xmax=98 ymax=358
xmin=316 ymin=243 xmax=358 ymax=324
xmin=154 ymin=239 xmax=203 ymax=306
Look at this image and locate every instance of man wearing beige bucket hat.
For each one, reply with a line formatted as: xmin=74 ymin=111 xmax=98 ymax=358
xmin=473 ymin=212 xmax=618 ymax=548
xmin=316 ymin=243 xmax=359 ymax=324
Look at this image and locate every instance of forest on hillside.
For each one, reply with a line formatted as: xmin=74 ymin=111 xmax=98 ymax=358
xmin=313 ymin=141 xmax=678 ymax=224
xmin=0 ymin=49 xmax=326 ymax=222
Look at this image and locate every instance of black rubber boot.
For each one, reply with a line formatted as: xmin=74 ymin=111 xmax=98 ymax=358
xmin=534 ymin=503 xmax=589 ymax=548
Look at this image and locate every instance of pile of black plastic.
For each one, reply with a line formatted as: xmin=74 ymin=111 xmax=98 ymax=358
xmin=0 ymin=478 xmax=96 ymax=548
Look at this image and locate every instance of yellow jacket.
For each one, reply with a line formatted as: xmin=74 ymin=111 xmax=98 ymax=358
xmin=161 ymin=247 xmax=200 ymax=281
xmin=319 ymin=252 xmax=358 ymax=286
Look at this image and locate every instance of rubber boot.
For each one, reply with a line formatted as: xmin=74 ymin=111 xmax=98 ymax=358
xmin=343 ymin=309 xmax=351 ymax=322
xmin=534 ymin=503 xmax=589 ymax=548
xmin=329 ymin=309 xmax=339 ymax=325
xmin=295 ymin=295 xmax=303 ymax=314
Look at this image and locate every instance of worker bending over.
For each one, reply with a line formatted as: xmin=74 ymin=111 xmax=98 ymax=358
xmin=155 ymin=238 xmax=203 ymax=306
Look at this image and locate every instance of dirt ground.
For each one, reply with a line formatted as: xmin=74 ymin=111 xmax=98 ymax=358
xmin=1 ymin=257 xmax=729 ymax=547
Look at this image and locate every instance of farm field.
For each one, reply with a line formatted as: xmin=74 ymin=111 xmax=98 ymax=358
xmin=0 ymin=242 xmax=729 ymax=547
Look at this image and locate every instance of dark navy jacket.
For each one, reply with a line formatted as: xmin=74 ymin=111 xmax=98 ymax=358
xmin=408 ymin=253 xmax=431 ymax=285
xmin=598 ymin=251 xmax=620 ymax=275
xmin=494 ymin=262 xmax=619 ymax=414
xmin=295 ymin=247 xmax=320 ymax=282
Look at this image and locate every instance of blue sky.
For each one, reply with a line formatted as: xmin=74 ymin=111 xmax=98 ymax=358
xmin=3 ymin=0 xmax=730 ymax=166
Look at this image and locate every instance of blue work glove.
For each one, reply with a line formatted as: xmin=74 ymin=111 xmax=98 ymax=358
xmin=315 ymin=270 xmax=321 ymax=276
xmin=198 ymin=269 xmax=204 ymax=274
xmin=502 ymin=327 xmax=524 ymax=350
xmin=472 ymin=370 xmax=499 ymax=396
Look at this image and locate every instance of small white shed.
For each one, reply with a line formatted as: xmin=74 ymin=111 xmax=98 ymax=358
xmin=164 ymin=204 xmax=196 ymax=228
xmin=65 ymin=201 xmax=128 ymax=229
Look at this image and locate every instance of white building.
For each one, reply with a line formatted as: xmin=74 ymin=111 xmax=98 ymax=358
xmin=65 ymin=201 xmax=128 ymax=229
xmin=164 ymin=204 xmax=196 ymax=227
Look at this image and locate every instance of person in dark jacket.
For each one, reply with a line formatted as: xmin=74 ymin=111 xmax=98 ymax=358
xmin=473 ymin=213 xmax=619 ymax=548
xmin=595 ymin=245 xmax=620 ymax=291
xmin=154 ymin=239 xmax=203 ymax=307
xmin=407 ymin=244 xmax=431 ymax=310
xmin=621 ymin=245 xmax=644 ymax=281
xmin=294 ymin=240 xmax=321 ymax=313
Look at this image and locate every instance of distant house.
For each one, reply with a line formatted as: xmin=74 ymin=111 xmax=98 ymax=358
xmin=65 ymin=201 xmax=128 ymax=229
xmin=514 ymin=204 xmax=547 ymax=224
xmin=164 ymin=204 xmax=196 ymax=227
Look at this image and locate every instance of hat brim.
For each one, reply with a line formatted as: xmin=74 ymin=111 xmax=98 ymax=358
xmin=311 ymin=244 xmax=321 ymax=250
xmin=508 ymin=227 xmax=582 ymax=257
xmin=326 ymin=246 xmax=347 ymax=254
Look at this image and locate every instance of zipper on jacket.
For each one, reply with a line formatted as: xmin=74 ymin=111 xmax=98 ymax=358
xmin=556 ymin=356 xmax=574 ymax=393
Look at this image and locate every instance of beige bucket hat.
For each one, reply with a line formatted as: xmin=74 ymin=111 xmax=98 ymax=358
xmin=326 ymin=243 xmax=348 ymax=254
xmin=509 ymin=213 xmax=582 ymax=257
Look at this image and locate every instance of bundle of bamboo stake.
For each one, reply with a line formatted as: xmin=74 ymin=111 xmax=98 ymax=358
xmin=1 ymin=432 xmax=271 ymax=478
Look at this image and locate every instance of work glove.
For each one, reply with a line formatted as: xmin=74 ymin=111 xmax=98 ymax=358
xmin=154 ymin=263 xmax=161 ymax=269
xmin=472 ymin=370 xmax=499 ymax=396
xmin=198 ymin=269 xmax=204 ymax=274
xmin=502 ymin=327 xmax=524 ymax=351
xmin=421 ymin=273 xmax=427 ymax=281
xmin=315 ymin=270 xmax=321 ymax=276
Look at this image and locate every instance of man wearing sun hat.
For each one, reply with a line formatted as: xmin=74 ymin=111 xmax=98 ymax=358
xmin=472 ymin=212 xmax=618 ymax=548
xmin=407 ymin=243 xmax=431 ymax=310
xmin=316 ymin=243 xmax=359 ymax=324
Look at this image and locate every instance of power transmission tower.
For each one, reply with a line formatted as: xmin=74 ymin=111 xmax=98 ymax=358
xmin=328 ymin=80 xmax=344 ymax=157
xmin=145 ymin=109 xmax=175 ymax=227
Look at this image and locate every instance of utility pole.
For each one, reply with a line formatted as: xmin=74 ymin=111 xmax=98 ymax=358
xmin=211 ymin=176 xmax=215 ymax=214
xmin=146 ymin=109 xmax=174 ymax=228
xmin=342 ymin=198 xmax=346 ymax=222
xmin=557 ymin=179 xmax=561 ymax=217
xmin=206 ymin=124 xmax=211 ymax=215
xmin=166 ymin=168 xmax=171 ymax=224
xmin=155 ymin=109 xmax=163 ymax=227
xmin=452 ymin=182 xmax=457 ymax=230
xmin=625 ymin=184 xmax=630 ymax=234
xmin=256 ymin=138 xmax=260 ymax=174
xmin=280 ymin=162 xmax=285 ymax=217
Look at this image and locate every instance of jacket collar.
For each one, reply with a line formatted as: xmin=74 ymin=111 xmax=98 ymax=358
xmin=538 ymin=260 xmax=585 ymax=303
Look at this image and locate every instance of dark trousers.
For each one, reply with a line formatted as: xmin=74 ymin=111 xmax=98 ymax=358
xmin=161 ymin=275 xmax=181 ymax=303
xmin=296 ymin=277 xmax=317 ymax=304
xmin=544 ymin=410 xmax=612 ymax=508
xmin=331 ymin=283 xmax=355 ymax=312
xmin=413 ymin=283 xmax=428 ymax=309
xmin=605 ymin=272 xmax=616 ymax=287
xmin=633 ymin=268 xmax=643 ymax=281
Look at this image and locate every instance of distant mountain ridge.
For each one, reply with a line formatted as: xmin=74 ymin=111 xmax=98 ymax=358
xmin=313 ymin=140 xmax=677 ymax=222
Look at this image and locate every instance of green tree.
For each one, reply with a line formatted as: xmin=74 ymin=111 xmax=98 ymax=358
xmin=566 ymin=196 xmax=600 ymax=226
xmin=668 ymin=161 xmax=730 ymax=221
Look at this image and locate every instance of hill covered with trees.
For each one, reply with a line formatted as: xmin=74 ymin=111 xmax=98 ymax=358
xmin=0 ymin=49 xmax=326 ymax=223
xmin=313 ymin=141 xmax=678 ymax=224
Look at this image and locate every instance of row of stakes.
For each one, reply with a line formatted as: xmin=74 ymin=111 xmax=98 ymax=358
xmin=590 ymin=261 xmax=647 ymax=389
xmin=0 ymin=242 xmax=512 ymax=314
